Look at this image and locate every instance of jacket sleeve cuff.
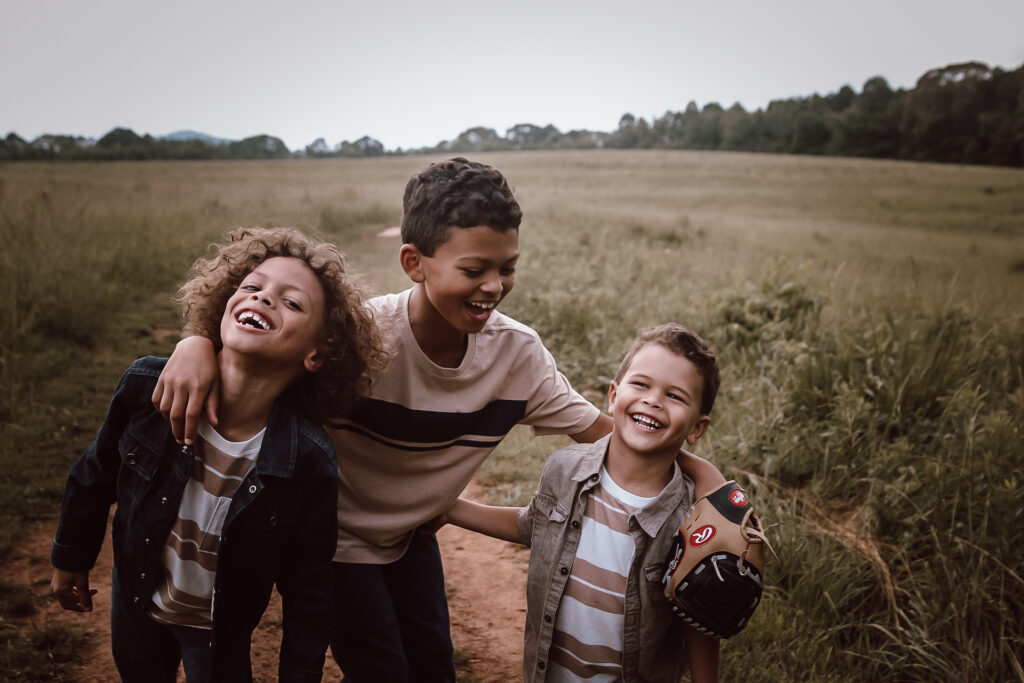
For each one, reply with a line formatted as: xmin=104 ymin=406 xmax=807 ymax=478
xmin=50 ymin=541 xmax=97 ymax=573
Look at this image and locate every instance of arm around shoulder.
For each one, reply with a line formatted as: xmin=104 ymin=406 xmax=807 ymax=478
xmin=676 ymin=449 xmax=727 ymax=499
xmin=151 ymin=335 xmax=220 ymax=445
xmin=447 ymin=499 xmax=524 ymax=545
xmin=570 ymin=412 xmax=612 ymax=444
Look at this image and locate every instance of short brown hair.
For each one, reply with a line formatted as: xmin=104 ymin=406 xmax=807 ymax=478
xmin=400 ymin=157 xmax=522 ymax=256
xmin=614 ymin=323 xmax=720 ymax=416
xmin=176 ymin=227 xmax=387 ymax=422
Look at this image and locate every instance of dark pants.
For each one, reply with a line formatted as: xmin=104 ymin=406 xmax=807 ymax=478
xmin=110 ymin=569 xmax=214 ymax=683
xmin=329 ymin=533 xmax=455 ymax=683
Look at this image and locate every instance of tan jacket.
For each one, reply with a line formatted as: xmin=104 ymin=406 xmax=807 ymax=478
xmin=516 ymin=436 xmax=696 ymax=682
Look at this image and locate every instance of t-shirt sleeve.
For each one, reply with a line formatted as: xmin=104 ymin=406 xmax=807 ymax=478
xmin=516 ymin=336 xmax=601 ymax=437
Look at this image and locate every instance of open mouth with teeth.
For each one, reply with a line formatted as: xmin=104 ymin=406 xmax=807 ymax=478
xmin=465 ymin=300 xmax=497 ymax=320
xmin=630 ymin=413 xmax=663 ymax=431
xmin=237 ymin=310 xmax=270 ymax=330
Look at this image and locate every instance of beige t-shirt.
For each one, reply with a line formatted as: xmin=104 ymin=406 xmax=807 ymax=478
xmin=329 ymin=289 xmax=601 ymax=563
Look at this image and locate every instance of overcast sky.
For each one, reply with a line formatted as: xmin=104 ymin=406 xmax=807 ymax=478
xmin=4 ymin=0 xmax=1023 ymax=152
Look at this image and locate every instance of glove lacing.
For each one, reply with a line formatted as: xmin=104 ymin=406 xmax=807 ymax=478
xmin=737 ymin=508 xmax=780 ymax=576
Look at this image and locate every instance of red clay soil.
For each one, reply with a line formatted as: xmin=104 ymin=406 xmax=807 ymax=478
xmin=5 ymin=496 xmax=528 ymax=682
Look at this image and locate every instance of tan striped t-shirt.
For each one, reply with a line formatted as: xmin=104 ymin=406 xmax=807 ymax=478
xmin=148 ymin=421 xmax=263 ymax=628
xmin=547 ymin=469 xmax=656 ymax=682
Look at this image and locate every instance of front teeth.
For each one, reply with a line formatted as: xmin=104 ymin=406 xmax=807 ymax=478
xmin=238 ymin=311 xmax=269 ymax=330
xmin=468 ymin=301 xmax=495 ymax=310
xmin=631 ymin=414 xmax=662 ymax=430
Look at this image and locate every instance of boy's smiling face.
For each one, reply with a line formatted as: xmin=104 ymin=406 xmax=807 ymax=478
xmin=220 ymin=256 xmax=326 ymax=373
xmin=608 ymin=343 xmax=711 ymax=460
xmin=403 ymin=224 xmax=519 ymax=338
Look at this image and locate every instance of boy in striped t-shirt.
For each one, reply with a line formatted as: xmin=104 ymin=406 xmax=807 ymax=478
xmin=51 ymin=228 xmax=385 ymax=682
xmin=443 ymin=323 xmax=723 ymax=682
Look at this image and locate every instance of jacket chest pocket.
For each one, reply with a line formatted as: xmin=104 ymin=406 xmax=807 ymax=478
xmin=117 ymin=429 xmax=165 ymax=503
xmin=528 ymin=492 xmax=570 ymax=555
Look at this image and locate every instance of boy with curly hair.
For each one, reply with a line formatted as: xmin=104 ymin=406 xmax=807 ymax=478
xmin=153 ymin=159 xmax=724 ymax=682
xmin=51 ymin=228 xmax=386 ymax=682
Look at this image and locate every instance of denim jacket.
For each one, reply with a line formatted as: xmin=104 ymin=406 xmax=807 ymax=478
xmin=51 ymin=357 xmax=339 ymax=682
xmin=515 ymin=436 xmax=696 ymax=683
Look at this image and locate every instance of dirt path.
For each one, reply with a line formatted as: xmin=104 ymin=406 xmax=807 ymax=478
xmin=4 ymin=490 xmax=527 ymax=682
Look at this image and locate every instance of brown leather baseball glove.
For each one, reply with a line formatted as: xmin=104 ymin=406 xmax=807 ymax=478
xmin=663 ymin=480 xmax=777 ymax=638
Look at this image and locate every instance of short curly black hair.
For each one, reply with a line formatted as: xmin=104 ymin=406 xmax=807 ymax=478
xmin=400 ymin=157 xmax=522 ymax=256
xmin=176 ymin=227 xmax=387 ymax=422
xmin=614 ymin=323 xmax=720 ymax=416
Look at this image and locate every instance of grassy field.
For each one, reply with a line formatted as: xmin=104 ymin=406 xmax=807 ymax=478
xmin=1 ymin=150 xmax=1022 ymax=681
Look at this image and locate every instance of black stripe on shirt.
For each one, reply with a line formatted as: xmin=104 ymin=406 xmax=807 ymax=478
xmin=339 ymin=398 xmax=527 ymax=447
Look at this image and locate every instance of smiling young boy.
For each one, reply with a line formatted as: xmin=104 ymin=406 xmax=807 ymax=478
xmin=440 ymin=323 xmax=722 ymax=682
xmin=51 ymin=228 xmax=385 ymax=682
xmin=152 ymin=159 xmax=723 ymax=682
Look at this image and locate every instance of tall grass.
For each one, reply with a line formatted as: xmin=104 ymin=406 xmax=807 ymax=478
xmin=1 ymin=152 xmax=1022 ymax=680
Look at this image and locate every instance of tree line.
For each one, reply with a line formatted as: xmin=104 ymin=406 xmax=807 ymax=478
xmin=3 ymin=61 xmax=1022 ymax=167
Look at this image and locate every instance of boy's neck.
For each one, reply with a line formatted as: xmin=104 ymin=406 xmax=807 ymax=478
xmin=407 ymin=285 xmax=469 ymax=368
xmin=604 ymin=438 xmax=678 ymax=498
xmin=213 ymin=351 xmax=299 ymax=442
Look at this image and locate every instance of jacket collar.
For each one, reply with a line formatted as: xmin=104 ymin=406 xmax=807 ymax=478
xmin=570 ymin=434 xmax=691 ymax=538
xmin=251 ymin=398 xmax=299 ymax=478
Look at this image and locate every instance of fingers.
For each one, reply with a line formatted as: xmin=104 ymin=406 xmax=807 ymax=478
xmin=78 ymin=587 xmax=98 ymax=612
xmin=51 ymin=571 xmax=96 ymax=612
xmin=153 ymin=336 xmax=219 ymax=444
xmin=170 ymin=387 xmax=191 ymax=445
xmin=153 ymin=372 xmax=189 ymax=444
xmin=151 ymin=378 xmax=165 ymax=416
xmin=203 ymin=376 xmax=220 ymax=430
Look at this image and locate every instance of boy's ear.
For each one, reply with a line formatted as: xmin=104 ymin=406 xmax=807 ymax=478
xmin=607 ymin=381 xmax=618 ymax=414
xmin=686 ymin=416 xmax=712 ymax=445
xmin=303 ymin=347 xmax=325 ymax=373
xmin=399 ymin=244 xmax=426 ymax=283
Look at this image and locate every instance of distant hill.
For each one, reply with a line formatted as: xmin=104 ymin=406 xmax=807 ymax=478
xmin=162 ymin=130 xmax=232 ymax=145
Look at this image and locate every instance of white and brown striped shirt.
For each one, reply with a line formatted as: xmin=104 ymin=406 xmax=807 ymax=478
xmin=547 ymin=469 xmax=656 ymax=682
xmin=148 ymin=421 xmax=264 ymax=628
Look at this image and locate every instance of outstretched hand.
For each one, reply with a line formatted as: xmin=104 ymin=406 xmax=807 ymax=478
xmin=51 ymin=569 xmax=97 ymax=612
xmin=151 ymin=336 xmax=219 ymax=444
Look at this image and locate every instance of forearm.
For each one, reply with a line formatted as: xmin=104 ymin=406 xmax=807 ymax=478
xmin=676 ymin=449 xmax=726 ymax=498
xmin=684 ymin=623 xmax=720 ymax=683
xmin=570 ymin=412 xmax=612 ymax=443
xmin=448 ymin=498 xmax=524 ymax=544
xmin=53 ymin=373 xmax=133 ymax=570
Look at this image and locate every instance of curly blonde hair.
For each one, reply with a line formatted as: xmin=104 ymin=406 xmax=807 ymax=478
xmin=176 ymin=227 xmax=387 ymax=422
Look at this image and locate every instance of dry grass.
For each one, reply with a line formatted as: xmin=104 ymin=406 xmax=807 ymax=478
xmin=1 ymin=150 xmax=1022 ymax=681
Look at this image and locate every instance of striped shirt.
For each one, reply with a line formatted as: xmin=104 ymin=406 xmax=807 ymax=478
xmin=329 ymin=289 xmax=600 ymax=564
xmin=148 ymin=421 xmax=264 ymax=628
xmin=547 ymin=469 xmax=656 ymax=682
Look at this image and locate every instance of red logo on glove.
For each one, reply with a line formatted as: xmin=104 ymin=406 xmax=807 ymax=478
xmin=690 ymin=525 xmax=716 ymax=546
xmin=729 ymin=489 xmax=748 ymax=507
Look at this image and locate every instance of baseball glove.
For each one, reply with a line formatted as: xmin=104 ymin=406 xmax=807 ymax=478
xmin=662 ymin=480 xmax=776 ymax=638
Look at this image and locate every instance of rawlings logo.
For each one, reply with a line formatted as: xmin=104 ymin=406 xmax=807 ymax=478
xmin=690 ymin=525 xmax=716 ymax=546
xmin=729 ymin=489 xmax=748 ymax=507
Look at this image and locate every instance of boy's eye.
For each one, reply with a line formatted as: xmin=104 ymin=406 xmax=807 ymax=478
xmin=667 ymin=393 xmax=685 ymax=403
xmin=462 ymin=269 xmax=483 ymax=278
xmin=284 ymin=299 xmax=303 ymax=311
xmin=241 ymin=284 xmax=258 ymax=292
xmin=630 ymin=381 xmax=648 ymax=388
xmin=500 ymin=267 xmax=516 ymax=276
